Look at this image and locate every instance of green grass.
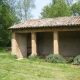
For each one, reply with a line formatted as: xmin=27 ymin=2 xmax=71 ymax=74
xmin=0 ymin=51 xmax=80 ymax=80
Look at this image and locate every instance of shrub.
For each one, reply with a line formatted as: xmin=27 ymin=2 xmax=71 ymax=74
xmin=73 ymin=55 xmax=80 ymax=65
xmin=45 ymin=54 xmax=66 ymax=63
xmin=29 ymin=54 xmax=40 ymax=60
xmin=45 ymin=54 xmax=53 ymax=62
xmin=67 ymin=57 xmax=74 ymax=63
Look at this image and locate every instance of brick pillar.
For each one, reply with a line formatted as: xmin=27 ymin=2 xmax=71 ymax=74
xmin=53 ymin=31 xmax=59 ymax=54
xmin=31 ymin=32 xmax=37 ymax=55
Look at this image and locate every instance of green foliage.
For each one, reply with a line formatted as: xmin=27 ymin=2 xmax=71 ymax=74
xmin=67 ymin=57 xmax=74 ymax=63
xmin=0 ymin=0 xmax=19 ymax=47
xmin=29 ymin=54 xmax=40 ymax=60
xmin=41 ymin=0 xmax=72 ymax=18
xmin=45 ymin=54 xmax=66 ymax=63
xmin=0 ymin=0 xmax=35 ymax=47
xmin=16 ymin=0 xmax=35 ymax=21
xmin=65 ymin=0 xmax=73 ymax=6
xmin=71 ymin=1 xmax=80 ymax=16
xmin=73 ymin=55 xmax=80 ymax=65
xmin=52 ymin=0 xmax=65 ymax=4
xmin=45 ymin=54 xmax=53 ymax=62
xmin=0 ymin=30 xmax=11 ymax=46
xmin=0 ymin=1 xmax=19 ymax=29
xmin=0 ymin=47 xmax=7 ymax=52
xmin=41 ymin=0 xmax=80 ymax=18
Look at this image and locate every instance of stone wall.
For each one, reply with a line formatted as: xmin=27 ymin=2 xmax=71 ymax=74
xmin=59 ymin=31 xmax=80 ymax=57
xmin=37 ymin=32 xmax=53 ymax=57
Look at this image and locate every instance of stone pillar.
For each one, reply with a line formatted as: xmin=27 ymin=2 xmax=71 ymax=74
xmin=53 ymin=31 xmax=59 ymax=54
xmin=12 ymin=32 xmax=18 ymax=55
xmin=31 ymin=32 xmax=37 ymax=55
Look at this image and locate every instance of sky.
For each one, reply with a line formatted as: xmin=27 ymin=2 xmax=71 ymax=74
xmin=31 ymin=0 xmax=51 ymax=19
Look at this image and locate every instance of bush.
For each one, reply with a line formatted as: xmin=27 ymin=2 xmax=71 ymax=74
xmin=45 ymin=54 xmax=53 ymax=62
xmin=67 ymin=57 xmax=74 ymax=63
xmin=73 ymin=55 xmax=80 ymax=65
xmin=29 ymin=54 xmax=40 ymax=60
xmin=45 ymin=54 xmax=66 ymax=63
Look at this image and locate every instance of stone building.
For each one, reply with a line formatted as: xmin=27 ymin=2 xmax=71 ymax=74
xmin=9 ymin=16 xmax=80 ymax=59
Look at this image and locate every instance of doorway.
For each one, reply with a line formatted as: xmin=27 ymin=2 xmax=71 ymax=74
xmin=27 ymin=33 xmax=31 ymax=57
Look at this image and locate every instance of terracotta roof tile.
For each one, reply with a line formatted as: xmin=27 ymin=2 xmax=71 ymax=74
xmin=9 ymin=16 xmax=80 ymax=29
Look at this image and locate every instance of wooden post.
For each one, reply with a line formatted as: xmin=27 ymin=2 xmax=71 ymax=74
xmin=31 ymin=32 xmax=37 ymax=55
xmin=53 ymin=31 xmax=59 ymax=54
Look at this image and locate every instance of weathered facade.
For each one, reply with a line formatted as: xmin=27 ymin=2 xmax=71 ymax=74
xmin=9 ymin=16 xmax=80 ymax=59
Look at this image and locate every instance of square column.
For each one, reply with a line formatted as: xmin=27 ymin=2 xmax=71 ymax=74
xmin=31 ymin=32 xmax=37 ymax=55
xmin=53 ymin=31 xmax=59 ymax=54
xmin=12 ymin=32 xmax=18 ymax=55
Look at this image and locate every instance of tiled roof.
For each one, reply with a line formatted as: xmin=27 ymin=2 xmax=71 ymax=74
xmin=9 ymin=16 xmax=80 ymax=29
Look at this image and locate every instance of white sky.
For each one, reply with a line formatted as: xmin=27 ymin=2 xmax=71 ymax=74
xmin=31 ymin=0 xmax=51 ymax=19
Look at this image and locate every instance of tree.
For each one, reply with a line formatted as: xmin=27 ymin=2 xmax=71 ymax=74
xmin=16 ymin=0 xmax=23 ymax=21
xmin=52 ymin=0 xmax=65 ymax=4
xmin=52 ymin=0 xmax=73 ymax=6
xmin=0 ymin=0 xmax=36 ymax=47
xmin=0 ymin=0 xmax=19 ymax=46
xmin=41 ymin=0 xmax=72 ymax=18
xmin=17 ymin=0 xmax=35 ymax=21
xmin=65 ymin=0 xmax=73 ymax=6
xmin=71 ymin=1 xmax=80 ymax=16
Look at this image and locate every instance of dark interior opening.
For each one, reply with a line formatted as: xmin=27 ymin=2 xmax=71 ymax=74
xmin=27 ymin=33 xmax=31 ymax=57
xmin=37 ymin=32 xmax=53 ymax=58
xmin=59 ymin=31 xmax=80 ymax=58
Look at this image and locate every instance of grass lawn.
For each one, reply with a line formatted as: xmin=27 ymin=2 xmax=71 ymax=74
xmin=0 ymin=51 xmax=80 ymax=80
